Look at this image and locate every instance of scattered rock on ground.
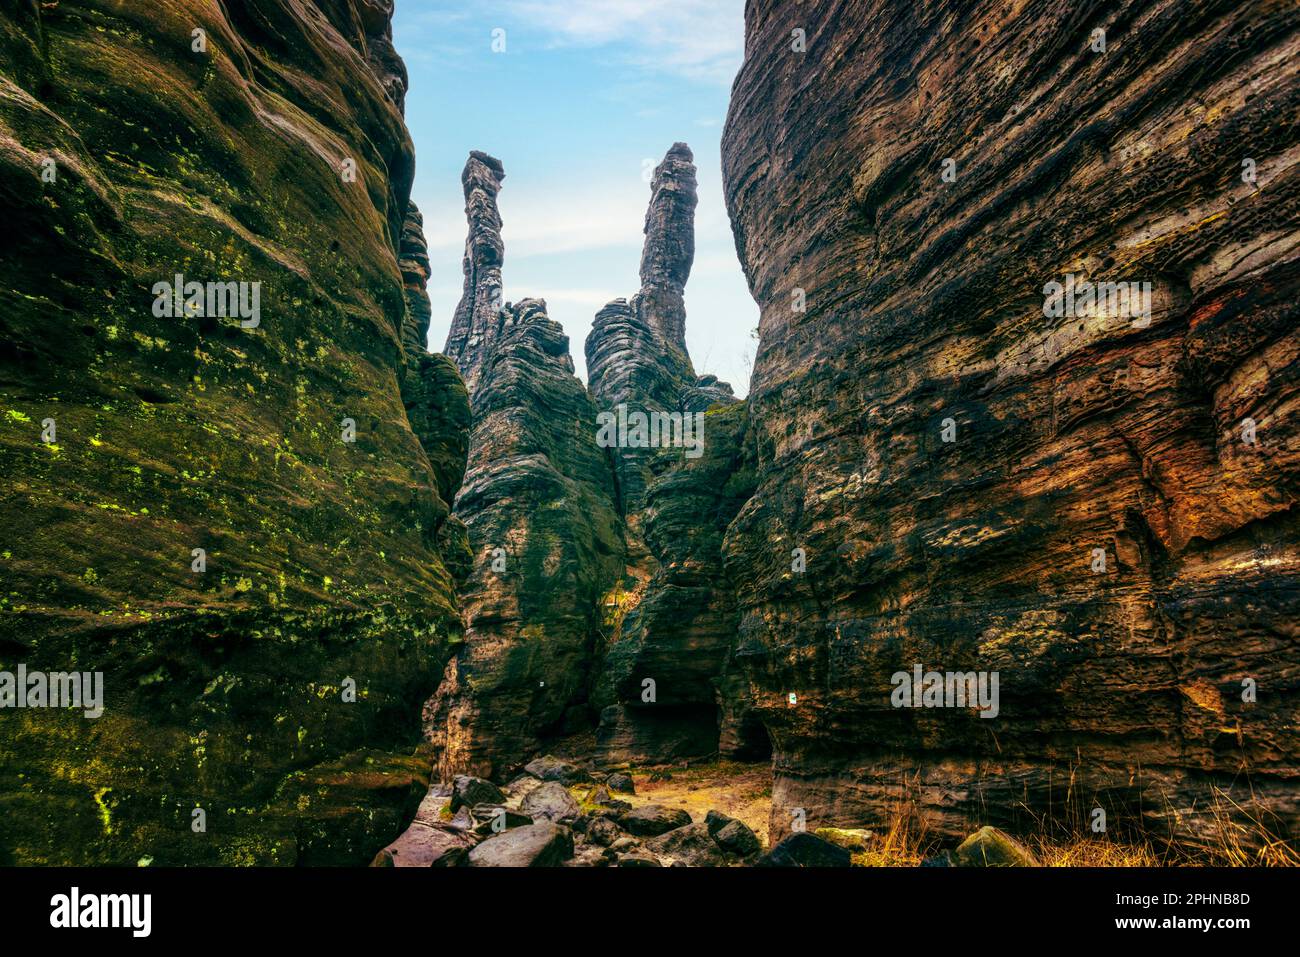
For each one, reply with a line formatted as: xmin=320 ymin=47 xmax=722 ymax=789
xmin=644 ymin=822 xmax=735 ymax=867
xmin=606 ymin=772 xmax=636 ymax=794
xmin=587 ymin=817 xmax=622 ymax=847
xmin=757 ymin=833 xmax=852 ymax=868
xmin=713 ymin=819 xmax=762 ymax=858
xmin=471 ymin=806 xmax=533 ymax=836
xmin=564 ymin=845 xmax=611 ymax=867
xmin=952 ymin=826 xmax=1039 ymax=867
xmin=617 ymin=804 xmax=693 ymax=836
xmin=704 ymin=809 xmax=734 ymax=836
xmin=618 ymin=851 xmax=663 ymax=867
xmin=371 ymin=822 xmax=477 ymax=868
xmin=447 ymin=807 xmax=475 ymax=831
xmin=451 ymin=775 xmax=506 ymax=811
xmin=468 ymin=822 xmax=574 ymax=867
xmin=521 ymin=781 xmax=582 ymax=823
xmin=524 ymin=755 xmax=594 ymax=785
xmin=814 ymin=827 xmax=875 ymax=852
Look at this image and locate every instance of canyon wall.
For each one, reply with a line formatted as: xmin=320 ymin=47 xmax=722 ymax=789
xmin=0 ymin=0 xmax=467 ymax=864
xmin=722 ymin=0 xmax=1299 ymax=844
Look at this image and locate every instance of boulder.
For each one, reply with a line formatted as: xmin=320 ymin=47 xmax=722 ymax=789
xmin=451 ymin=775 xmax=506 ymax=812
xmin=704 ymin=809 xmax=735 ymax=837
xmin=371 ymin=823 xmax=476 ymax=868
xmin=617 ymin=851 xmax=663 ymax=867
xmin=564 ymin=845 xmax=611 ymax=868
xmin=446 ymin=807 xmax=475 ymax=832
xmin=953 ymin=827 xmax=1039 ymax=867
xmin=617 ymin=804 xmax=693 ymax=837
xmin=756 ymin=833 xmax=852 ymax=868
xmin=606 ymin=772 xmax=636 ymax=795
xmin=468 ymin=822 xmax=574 ymax=867
xmin=521 ymin=781 xmax=581 ymax=823
xmin=644 ymin=822 xmax=735 ymax=867
xmin=713 ymin=819 xmax=762 ymax=858
xmin=523 ymin=755 xmax=595 ymax=786
xmin=471 ymin=806 xmax=533 ymax=836
xmin=814 ymin=827 xmax=875 ymax=853
xmin=587 ymin=817 xmax=622 ymax=848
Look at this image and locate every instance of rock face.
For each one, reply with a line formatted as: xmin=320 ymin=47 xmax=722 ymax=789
xmin=722 ymin=0 xmax=1300 ymax=845
xmin=585 ymin=144 xmax=736 ymax=514
xmin=591 ymin=404 xmax=760 ymax=763
xmin=584 ymin=145 xmax=752 ymax=766
xmin=0 ymin=0 xmax=468 ymax=864
xmin=424 ymin=154 xmax=625 ymax=780
xmin=426 ymin=144 xmax=755 ymax=781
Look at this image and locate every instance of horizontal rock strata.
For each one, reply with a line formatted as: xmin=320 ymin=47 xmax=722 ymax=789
xmin=0 ymin=0 xmax=467 ymax=864
xmin=722 ymin=0 xmax=1300 ymax=845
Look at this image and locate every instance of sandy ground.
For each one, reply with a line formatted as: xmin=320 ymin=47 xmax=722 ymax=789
xmin=608 ymin=760 xmax=774 ymax=845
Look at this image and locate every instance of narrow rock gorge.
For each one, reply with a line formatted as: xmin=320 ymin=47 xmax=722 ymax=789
xmin=424 ymin=143 xmax=747 ymax=780
xmin=425 ymin=152 xmax=625 ymax=777
xmin=2 ymin=0 xmax=1296 ymax=869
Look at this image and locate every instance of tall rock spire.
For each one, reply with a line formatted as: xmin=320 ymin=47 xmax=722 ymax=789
xmin=444 ymin=150 xmax=507 ymax=394
xmin=586 ymin=142 xmax=733 ymax=516
xmin=637 ymin=141 xmax=698 ymax=351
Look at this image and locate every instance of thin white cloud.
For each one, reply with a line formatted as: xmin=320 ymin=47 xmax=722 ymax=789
xmin=422 ymin=188 xmax=645 ymax=258
xmin=501 ymin=0 xmax=744 ymax=84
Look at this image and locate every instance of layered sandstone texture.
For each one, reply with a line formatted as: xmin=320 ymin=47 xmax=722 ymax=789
xmin=425 ymin=155 xmax=625 ymax=780
xmin=583 ymin=144 xmax=749 ymax=765
xmin=585 ymin=143 xmax=737 ymax=516
xmin=723 ymin=0 xmax=1300 ymax=844
xmin=0 ymin=0 xmax=468 ymax=864
xmin=590 ymin=402 xmax=762 ymax=764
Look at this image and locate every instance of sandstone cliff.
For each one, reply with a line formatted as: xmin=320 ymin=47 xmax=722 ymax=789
xmin=425 ymin=155 xmax=625 ymax=780
xmin=584 ymin=144 xmax=750 ymax=764
xmin=426 ymin=143 xmax=751 ymax=778
xmin=722 ymin=0 xmax=1299 ymax=845
xmin=0 ymin=0 xmax=468 ymax=864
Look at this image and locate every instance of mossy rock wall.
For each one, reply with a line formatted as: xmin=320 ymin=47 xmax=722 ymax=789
xmin=0 ymin=0 xmax=466 ymax=864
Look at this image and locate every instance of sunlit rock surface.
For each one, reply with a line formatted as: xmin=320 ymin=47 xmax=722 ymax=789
xmin=721 ymin=0 xmax=1300 ymax=844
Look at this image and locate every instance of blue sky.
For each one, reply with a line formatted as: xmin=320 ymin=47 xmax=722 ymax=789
xmin=392 ymin=0 xmax=756 ymax=395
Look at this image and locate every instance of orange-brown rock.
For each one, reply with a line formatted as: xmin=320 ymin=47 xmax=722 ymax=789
xmin=722 ymin=0 xmax=1299 ymax=846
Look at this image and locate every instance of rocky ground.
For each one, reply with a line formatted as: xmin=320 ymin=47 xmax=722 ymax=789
xmin=370 ymin=754 xmax=1156 ymax=867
